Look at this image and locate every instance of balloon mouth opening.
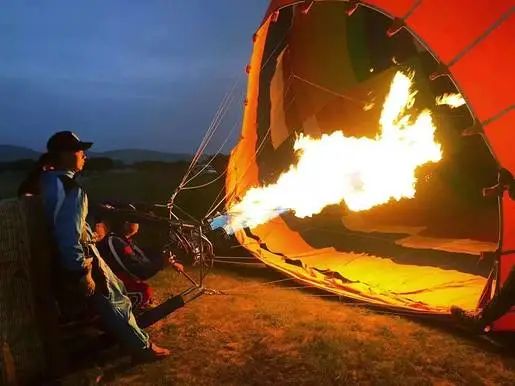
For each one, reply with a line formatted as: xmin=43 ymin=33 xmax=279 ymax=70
xmin=230 ymin=1 xmax=494 ymax=245
xmin=222 ymin=1 xmax=500 ymax=315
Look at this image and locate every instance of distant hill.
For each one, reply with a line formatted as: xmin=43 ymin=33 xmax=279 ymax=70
xmin=0 ymin=144 xmax=191 ymax=164
xmin=0 ymin=145 xmax=40 ymax=162
xmin=92 ymin=149 xmax=191 ymax=164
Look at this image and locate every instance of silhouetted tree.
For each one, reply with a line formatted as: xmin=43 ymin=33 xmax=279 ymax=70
xmin=0 ymin=159 xmax=36 ymax=172
xmin=85 ymin=157 xmax=115 ymax=172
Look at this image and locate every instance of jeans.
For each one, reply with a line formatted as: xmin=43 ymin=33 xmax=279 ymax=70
xmin=91 ymin=255 xmax=149 ymax=352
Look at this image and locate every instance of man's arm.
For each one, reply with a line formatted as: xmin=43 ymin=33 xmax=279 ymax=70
xmin=53 ymin=186 xmax=91 ymax=274
xmin=41 ymin=174 xmax=91 ymax=274
xmin=109 ymin=236 xmax=158 ymax=279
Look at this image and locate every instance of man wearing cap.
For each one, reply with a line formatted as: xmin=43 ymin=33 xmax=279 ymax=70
xmin=40 ymin=131 xmax=169 ymax=361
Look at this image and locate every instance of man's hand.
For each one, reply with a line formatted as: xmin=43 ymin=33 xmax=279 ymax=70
xmin=172 ymin=262 xmax=184 ymax=273
xmin=79 ymin=270 xmax=96 ymax=297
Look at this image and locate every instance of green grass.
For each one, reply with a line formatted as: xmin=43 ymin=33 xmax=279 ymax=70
xmin=0 ymin=171 xmax=24 ymax=199
xmin=4 ymin=169 xmax=515 ymax=384
xmin=0 ymin=168 xmax=225 ymax=219
xmin=59 ymin=266 xmax=515 ymax=385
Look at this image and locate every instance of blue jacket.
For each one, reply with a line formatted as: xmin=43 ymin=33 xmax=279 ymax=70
xmin=40 ymin=169 xmax=93 ymax=273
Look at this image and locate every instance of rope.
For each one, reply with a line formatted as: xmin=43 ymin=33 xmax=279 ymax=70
xmin=216 ymin=277 xmax=297 ymax=292
xmin=208 ymin=290 xmax=442 ymax=317
xmin=212 ymin=259 xmax=266 ymax=266
xmin=204 ymin=117 xmax=274 ymax=218
xmin=180 ymin=170 xmax=227 ymax=191
xmin=175 ymin=25 xmax=292 ymax=217
xmin=172 ymin=204 xmax=199 ymax=224
xmin=192 ymin=83 xmax=240 ymax=165
xmin=213 ymin=256 xmax=257 ymax=260
xmin=223 ymin=285 xmax=324 ymax=293
xmin=182 ymin=107 xmax=222 ymax=183
xmin=180 ymin=25 xmax=293 ymax=215
xmin=260 ymin=35 xmax=290 ymax=72
xmin=190 ymin=80 xmax=238 ymax=167
xmin=209 ymin=249 xmax=449 ymax=315
xmin=205 ymin=180 xmax=230 ymax=218
xmin=182 ymin=90 xmax=232 ymax=182
xmin=212 ymin=280 xmax=445 ymax=316
xmin=292 ymin=73 xmax=367 ymax=107
xmin=198 ymin=77 xmax=243 ymax=156
xmin=167 ymin=76 xmax=243 ymax=215
xmin=179 ymin=76 xmax=243 ymax=190
xmin=203 ymin=35 xmax=294 ymax=218
xmin=204 ymin=74 xmax=298 ymax=219
xmin=182 ymin=117 xmax=241 ymax=187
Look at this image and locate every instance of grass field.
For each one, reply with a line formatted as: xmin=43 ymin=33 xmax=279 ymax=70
xmin=3 ymin=169 xmax=515 ymax=385
xmin=60 ymin=265 xmax=515 ymax=385
xmin=0 ymin=171 xmax=24 ymax=199
xmin=0 ymin=168 xmax=224 ymax=219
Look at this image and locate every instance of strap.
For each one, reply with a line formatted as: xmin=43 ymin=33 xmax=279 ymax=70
xmin=107 ymin=236 xmax=139 ymax=281
xmin=52 ymin=178 xmax=66 ymax=223
xmin=53 ymin=175 xmax=81 ymax=223
xmin=131 ymin=244 xmax=152 ymax=265
xmin=58 ymin=174 xmax=79 ymax=193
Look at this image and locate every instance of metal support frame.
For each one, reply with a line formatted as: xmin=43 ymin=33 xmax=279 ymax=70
xmin=159 ymin=188 xmax=223 ymax=305
xmin=476 ymin=169 xmax=514 ymax=318
xmin=482 ymin=168 xmax=514 ymax=199
xmin=172 ymin=224 xmax=221 ymax=303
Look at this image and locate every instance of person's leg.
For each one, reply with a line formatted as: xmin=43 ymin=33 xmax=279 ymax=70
xmin=92 ymin=261 xmax=149 ymax=352
xmin=129 ymin=281 xmax=153 ymax=309
xmin=90 ymin=254 xmax=169 ymax=360
xmin=117 ymin=271 xmax=154 ymax=310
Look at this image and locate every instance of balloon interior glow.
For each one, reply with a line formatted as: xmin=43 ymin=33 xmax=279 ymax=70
xmin=219 ymin=71 xmax=442 ymax=234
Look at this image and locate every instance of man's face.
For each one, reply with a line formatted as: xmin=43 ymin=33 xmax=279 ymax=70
xmin=60 ymin=150 xmax=87 ymax=172
xmin=95 ymin=222 xmax=108 ymax=241
xmin=124 ymin=222 xmax=140 ymax=238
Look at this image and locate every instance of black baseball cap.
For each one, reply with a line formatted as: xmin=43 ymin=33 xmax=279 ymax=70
xmin=46 ymin=131 xmax=93 ymax=153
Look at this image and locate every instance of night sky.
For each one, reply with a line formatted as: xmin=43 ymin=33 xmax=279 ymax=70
xmin=0 ymin=0 xmax=268 ymax=153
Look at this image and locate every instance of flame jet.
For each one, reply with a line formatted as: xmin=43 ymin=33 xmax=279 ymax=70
xmin=222 ymin=71 xmax=442 ymax=233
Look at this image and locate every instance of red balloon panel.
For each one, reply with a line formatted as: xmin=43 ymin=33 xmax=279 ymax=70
xmin=406 ymin=0 xmax=514 ymax=64
xmin=363 ymin=0 xmax=415 ymax=17
xmin=483 ymin=109 xmax=515 ymax=174
xmin=450 ymin=14 xmax=515 ymax=122
xmin=492 ymin=309 xmax=515 ymax=331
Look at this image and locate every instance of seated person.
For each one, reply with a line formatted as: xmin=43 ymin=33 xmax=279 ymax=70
xmin=18 ymin=152 xmax=55 ymax=197
xmin=95 ymin=219 xmax=183 ymax=310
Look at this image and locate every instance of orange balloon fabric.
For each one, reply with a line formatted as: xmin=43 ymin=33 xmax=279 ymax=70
xmin=227 ymin=0 xmax=515 ymax=330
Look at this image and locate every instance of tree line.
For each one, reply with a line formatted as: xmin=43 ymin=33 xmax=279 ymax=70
xmin=0 ymin=154 xmax=229 ymax=174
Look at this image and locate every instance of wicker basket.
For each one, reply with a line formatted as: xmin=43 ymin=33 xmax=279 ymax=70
xmin=0 ymin=198 xmax=62 ymax=385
